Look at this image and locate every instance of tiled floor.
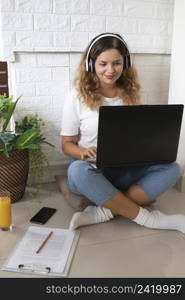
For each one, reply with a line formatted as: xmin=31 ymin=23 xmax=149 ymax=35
xmin=0 ymin=182 xmax=185 ymax=278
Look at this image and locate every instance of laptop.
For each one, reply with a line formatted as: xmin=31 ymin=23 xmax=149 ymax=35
xmin=88 ymin=104 xmax=184 ymax=168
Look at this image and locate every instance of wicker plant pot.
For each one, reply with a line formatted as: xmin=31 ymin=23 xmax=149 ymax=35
xmin=0 ymin=149 xmax=29 ymax=203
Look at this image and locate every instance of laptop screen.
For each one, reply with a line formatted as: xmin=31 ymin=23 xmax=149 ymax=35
xmin=96 ymin=104 xmax=184 ymax=168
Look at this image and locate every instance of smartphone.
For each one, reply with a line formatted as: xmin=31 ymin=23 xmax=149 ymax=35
xmin=30 ymin=207 xmax=57 ymax=224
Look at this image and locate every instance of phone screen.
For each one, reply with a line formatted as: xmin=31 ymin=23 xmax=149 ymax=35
xmin=30 ymin=207 xmax=57 ymax=224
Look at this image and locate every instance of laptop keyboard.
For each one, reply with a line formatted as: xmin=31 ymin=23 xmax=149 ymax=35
xmin=86 ymin=157 xmax=96 ymax=163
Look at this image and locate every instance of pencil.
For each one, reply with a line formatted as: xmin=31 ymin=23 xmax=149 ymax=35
xmin=36 ymin=231 xmax=53 ymax=254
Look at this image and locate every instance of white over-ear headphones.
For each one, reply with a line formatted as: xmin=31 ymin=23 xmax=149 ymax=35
xmin=85 ymin=33 xmax=132 ymax=72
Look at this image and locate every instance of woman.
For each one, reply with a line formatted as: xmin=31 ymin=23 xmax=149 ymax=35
xmin=61 ymin=33 xmax=184 ymax=232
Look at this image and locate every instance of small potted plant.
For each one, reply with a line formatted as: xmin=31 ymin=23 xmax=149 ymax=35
xmin=0 ymin=94 xmax=54 ymax=202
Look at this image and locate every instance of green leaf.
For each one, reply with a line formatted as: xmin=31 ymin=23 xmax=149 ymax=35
xmin=2 ymin=96 xmax=21 ymax=131
xmin=43 ymin=141 xmax=55 ymax=147
xmin=23 ymin=144 xmax=41 ymax=150
xmin=0 ymin=132 xmax=16 ymax=155
xmin=13 ymin=128 xmax=40 ymax=149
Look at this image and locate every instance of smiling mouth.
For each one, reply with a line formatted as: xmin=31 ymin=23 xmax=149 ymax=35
xmin=105 ymin=75 xmax=114 ymax=80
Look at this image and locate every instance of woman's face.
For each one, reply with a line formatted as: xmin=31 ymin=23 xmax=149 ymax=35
xmin=94 ymin=49 xmax=124 ymax=87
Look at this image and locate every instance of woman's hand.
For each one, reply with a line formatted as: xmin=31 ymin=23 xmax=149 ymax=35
xmin=62 ymin=136 xmax=97 ymax=161
xmin=80 ymin=147 xmax=97 ymax=160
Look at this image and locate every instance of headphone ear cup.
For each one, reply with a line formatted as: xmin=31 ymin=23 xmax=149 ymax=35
xmin=88 ymin=58 xmax=94 ymax=72
xmin=124 ymin=55 xmax=131 ymax=69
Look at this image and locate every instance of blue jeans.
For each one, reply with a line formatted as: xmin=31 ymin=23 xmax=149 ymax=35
xmin=67 ymin=160 xmax=181 ymax=205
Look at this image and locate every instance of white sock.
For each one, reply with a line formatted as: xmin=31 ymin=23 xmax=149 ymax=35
xmin=133 ymin=207 xmax=185 ymax=233
xmin=69 ymin=205 xmax=114 ymax=230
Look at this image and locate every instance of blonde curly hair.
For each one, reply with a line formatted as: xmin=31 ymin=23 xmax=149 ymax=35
xmin=73 ymin=33 xmax=141 ymax=110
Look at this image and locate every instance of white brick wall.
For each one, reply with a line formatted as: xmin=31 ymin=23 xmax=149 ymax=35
xmin=0 ymin=0 xmax=174 ymax=181
xmin=0 ymin=0 xmax=174 ymax=60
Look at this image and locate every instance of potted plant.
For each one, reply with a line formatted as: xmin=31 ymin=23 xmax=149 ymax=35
xmin=0 ymin=94 xmax=54 ymax=202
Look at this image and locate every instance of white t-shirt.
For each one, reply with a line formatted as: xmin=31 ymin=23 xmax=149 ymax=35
xmin=61 ymin=89 xmax=124 ymax=148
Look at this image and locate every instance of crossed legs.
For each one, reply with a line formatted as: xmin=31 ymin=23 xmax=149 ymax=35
xmin=68 ymin=160 xmax=184 ymax=232
xmin=102 ymin=184 xmax=149 ymax=219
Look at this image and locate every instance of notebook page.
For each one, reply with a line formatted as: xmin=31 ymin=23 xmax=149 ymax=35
xmin=4 ymin=226 xmax=76 ymax=274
